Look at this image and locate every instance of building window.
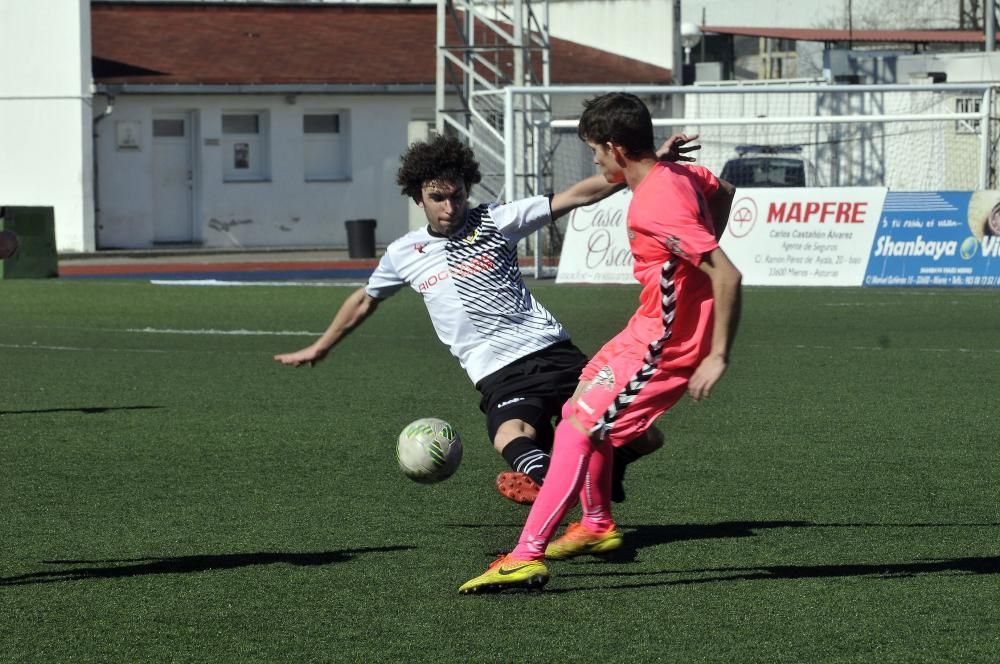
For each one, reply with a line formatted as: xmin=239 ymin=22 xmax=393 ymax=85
xmin=152 ymin=119 xmax=185 ymax=138
xmin=222 ymin=112 xmax=269 ymax=181
xmin=955 ymin=97 xmax=981 ymax=134
xmin=304 ymin=111 xmax=350 ymax=181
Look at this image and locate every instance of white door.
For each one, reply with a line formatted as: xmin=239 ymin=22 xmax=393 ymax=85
xmin=152 ymin=112 xmax=194 ymax=243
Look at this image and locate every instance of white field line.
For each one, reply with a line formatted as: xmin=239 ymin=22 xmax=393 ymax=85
xmin=745 ymin=342 xmax=1000 ymax=354
xmin=125 ymin=327 xmax=320 ymax=336
xmin=3 ymin=338 xmax=997 ymax=357
xmin=824 ymin=301 xmax=967 ymax=307
xmin=150 ymin=279 xmax=366 ymax=287
xmin=822 ymin=291 xmax=994 ymax=306
xmin=0 ymin=342 xmax=172 ymax=354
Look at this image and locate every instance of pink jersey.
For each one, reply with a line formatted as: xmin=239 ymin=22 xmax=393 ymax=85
xmin=625 ymin=161 xmax=720 ymax=361
xmin=573 ymin=162 xmax=723 ymax=444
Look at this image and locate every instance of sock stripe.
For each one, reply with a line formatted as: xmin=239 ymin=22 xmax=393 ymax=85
xmin=501 ymin=437 xmax=550 ymax=477
xmin=513 ymin=451 xmax=549 ymax=475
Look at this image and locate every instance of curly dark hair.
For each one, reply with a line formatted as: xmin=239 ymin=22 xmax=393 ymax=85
xmin=396 ymin=134 xmax=482 ymax=203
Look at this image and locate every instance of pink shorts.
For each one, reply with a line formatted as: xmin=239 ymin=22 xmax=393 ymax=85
xmin=571 ymin=326 xmax=701 ymax=447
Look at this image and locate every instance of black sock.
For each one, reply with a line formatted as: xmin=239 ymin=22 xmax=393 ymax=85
xmin=501 ymin=436 xmax=550 ymax=485
xmin=614 ymin=445 xmax=642 ymax=467
xmin=611 ymin=445 xmax=642 ymax=503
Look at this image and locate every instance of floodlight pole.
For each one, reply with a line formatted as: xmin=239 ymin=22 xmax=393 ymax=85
xmin=435 ymin=0 xmax=446 ymax=133
xmin=987 ymin=0 xmax=996 ymax=53
xmin=979 ymin=86 xmax=992 ymax=189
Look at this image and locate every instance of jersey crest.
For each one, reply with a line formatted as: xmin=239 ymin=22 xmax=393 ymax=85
xmin=665 ymin=234 xmax=688 ymax=259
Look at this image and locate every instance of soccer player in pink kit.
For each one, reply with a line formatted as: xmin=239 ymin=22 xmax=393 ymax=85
xmin=459 ymin=92 xmax=741 ymax=593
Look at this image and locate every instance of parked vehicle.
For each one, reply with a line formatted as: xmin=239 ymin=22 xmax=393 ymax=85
xmin=721 ymin=144 xmax=807 ymax=188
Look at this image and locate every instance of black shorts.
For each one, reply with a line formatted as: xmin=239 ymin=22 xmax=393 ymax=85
xmin=475 ymin=340 xmax=588 ymax=449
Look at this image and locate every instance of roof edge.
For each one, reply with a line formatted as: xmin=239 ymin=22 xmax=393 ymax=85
xmin=95 ymin=83 xmax=437 ymax=95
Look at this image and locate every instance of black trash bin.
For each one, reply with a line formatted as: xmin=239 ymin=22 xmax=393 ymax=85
xmin=0 ymin=206 xmax=58 ymax=279
xmin=344 ymin=218 xmax=377 ymax=258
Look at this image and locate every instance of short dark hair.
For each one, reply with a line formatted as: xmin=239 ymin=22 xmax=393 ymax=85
xmin=577 ymin=93 xmax=655 ymax=159
xmin=396 ymin=134 xmax=482 ymax=202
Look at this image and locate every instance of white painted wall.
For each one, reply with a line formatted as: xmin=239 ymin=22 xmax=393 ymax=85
xmin=0 ymin=0 xmax=93 ymax=252
xmin=897 ymin=51 xmax=1000 ymax=83
xmin=95 ymin=93 xmax=435 ymax=249
xmin=548 ymin=0 xmax=678 ymax=70
xmin=543 ymin=0 xmax=967 ymax=72
xmin=682 ymin=0 xmax=963 ymax=29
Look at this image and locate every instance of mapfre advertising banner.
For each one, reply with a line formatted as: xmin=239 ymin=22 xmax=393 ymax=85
xmin=720 ymin=188 xmax=887 ymax=286
xmin=864 ymin=191 xmax=1000 ymax=287
xmin=557 ymin=187 xmax=888 ymax=286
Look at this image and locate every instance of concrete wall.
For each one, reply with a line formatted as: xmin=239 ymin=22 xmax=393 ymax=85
xmin=548 ymin=0 xmax=677 ymax=70
xmin=94 ymin=93 xmax=434 ymax=249
xmin=0 ymin=0 xmax=93 ymax=252
xmin=897 ymin=51 xmax=1000 ymax=83
xmin=682 ymin=0 xmax=962 ymax=29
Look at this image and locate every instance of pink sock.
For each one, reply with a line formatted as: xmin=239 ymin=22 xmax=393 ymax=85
xmin=580 ymin=439 xmax=615 ymax=532
xmin=511 ymin=419 xmax=592 ymax=560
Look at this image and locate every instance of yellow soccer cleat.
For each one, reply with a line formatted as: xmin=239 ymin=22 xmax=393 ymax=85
xmin=545 ymin=522 xmax=623 ymax=560
xmin=458 ymin=554 xmax=549 ymax=594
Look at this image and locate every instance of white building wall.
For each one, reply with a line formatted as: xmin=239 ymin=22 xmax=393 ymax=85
xmin=95 ymin=93 xmax=434 ymax=249
xmin=0 ymin=0 xmax=93 ymax=252
xmin=897 ymin=51 xmax=1000 ymax=83
xmin=682 ymin=0 xmax=963 ymax=29
xmin=546 ymin=0 xmax=967 ymax=72
xmin=548 ymin=0 xmax=677 ymax=70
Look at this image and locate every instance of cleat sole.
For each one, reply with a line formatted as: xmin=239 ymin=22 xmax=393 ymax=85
xmin=459 ymin=574 xmax=548 ymax=594
xmin=495 ymin=472 xmax=540 ymax=505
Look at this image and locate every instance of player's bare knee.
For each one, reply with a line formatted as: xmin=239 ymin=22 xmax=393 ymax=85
xmin=492 ymin=419 xmax=537 ymax=453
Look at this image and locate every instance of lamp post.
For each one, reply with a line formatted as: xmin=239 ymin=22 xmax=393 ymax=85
xmin=680 ymin=22 xmax=703 ymax=84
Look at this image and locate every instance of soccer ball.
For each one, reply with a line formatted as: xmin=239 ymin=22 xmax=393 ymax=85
xmin=396 ymin=417 xmax=463 ymax=484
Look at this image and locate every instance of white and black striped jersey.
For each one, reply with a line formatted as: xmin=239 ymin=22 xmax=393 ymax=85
xmin=365 ymin=195 xmax=569 ymax=384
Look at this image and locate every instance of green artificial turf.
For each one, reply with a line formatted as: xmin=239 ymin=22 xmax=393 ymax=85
xmin=1 ymin=280 xmax=997 ymax=662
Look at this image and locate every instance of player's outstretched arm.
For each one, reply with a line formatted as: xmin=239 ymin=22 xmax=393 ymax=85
xmin=550 ymin=133 xmax=702 ymax=220
xmin=709 ymin=178 xmax=736 ymax=239
xmin=273 ymin=286 xmax=380 ymax=367
xmin=550 ymin=174 xmax=625 ymax=219
xmin=688 ymin=247 xmax=742 ymax=401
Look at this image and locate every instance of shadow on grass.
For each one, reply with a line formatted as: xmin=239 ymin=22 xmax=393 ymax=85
xmin=551 ymin=555 xmax=1000 ymax=593
xmin=0 ymin=405 xmax=163 ymax=416
xmin=458 ymin=520 xmax=812 ymax=559
xmin=0 ymin=546 xmax=414 ymax=586
xmin=620 ymin=520 xmax=811 ymax=556
xmin=604 ymin=520 xmax=1000 ymax=562
xmin=458 ymin=519 xmax=1000 ymax=560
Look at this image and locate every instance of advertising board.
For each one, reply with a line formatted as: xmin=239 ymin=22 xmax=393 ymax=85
xmin=556 ymin=186 xmax=998 ymax=288
xmin=864 ymin=191 xmax=1000 ymax=287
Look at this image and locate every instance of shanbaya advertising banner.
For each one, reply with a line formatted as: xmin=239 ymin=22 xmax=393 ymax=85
xmin=864 ymin=191 xmax=1000 ymax=288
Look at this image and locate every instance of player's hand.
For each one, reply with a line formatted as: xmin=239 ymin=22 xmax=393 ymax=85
xmin=688 ymin=353 xmax=727 ymax=401
xmin=273 ymin=345 xmax=328 ymax=368
xmin=657 ymin=133 xmax=701 ymax=163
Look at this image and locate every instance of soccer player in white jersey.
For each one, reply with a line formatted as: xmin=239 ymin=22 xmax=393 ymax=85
xmin=274 ymin=134 xmax=696 ymax=504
